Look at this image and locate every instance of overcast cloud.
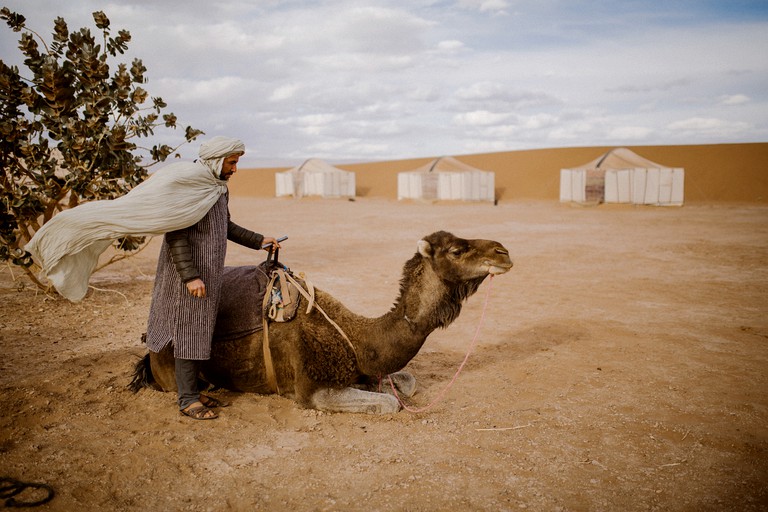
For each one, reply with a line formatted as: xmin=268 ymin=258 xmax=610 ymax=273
xmin=2 ymin=0 xmax=767 ymax=166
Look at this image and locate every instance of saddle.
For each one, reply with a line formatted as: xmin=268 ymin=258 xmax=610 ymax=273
xmin=263 ymin=266 xmax=303 ymax=322
xmin=259 ymin=248 xmax=354 ymax=395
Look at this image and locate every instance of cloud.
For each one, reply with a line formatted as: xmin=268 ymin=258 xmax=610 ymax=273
xmin=405 ymin=86 xmax=441 ymax=102
xmin=453 ymin=110 xmax=512 ymax=126
xmin=520 ymin=114 xmax=559 ymax=130
xmin=453 ymin=82 xmax=561 ymax=111
xmin=269 ymin=84 xmax=302 ymax=102
xmin=315 ymin=6 xmax=434 ymax=55
xmin=457 ymin=0 xmax=511 ymax=16
xmin=547 ymin=121 xmax=598 ymax=142
xmin=156 ymin=76 xmax=252 ymax=105
xmin=435 ymin=40 xmax=466 ymax=52
xmin=607 ymin=78 xmax=693 ymax=94
xmin=667 ymin=117 xmax=750 ymax=137
xmin=309 ymin=53 xmax=417 ymax=73
xmin=610 ymin=126 xmax=654 ymax=141
xmin=165 ymin=22 xmax=286 ymax=53
xmin=308 ymin=139 xmax=390 ymax=158
xmin=719 ymin=94 xmax=750 ymax=106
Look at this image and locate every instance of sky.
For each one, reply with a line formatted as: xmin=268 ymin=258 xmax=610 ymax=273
xmin=2 ymin=0 xmax=767 ymax=167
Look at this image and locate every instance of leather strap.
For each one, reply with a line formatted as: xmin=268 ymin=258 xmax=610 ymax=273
xmin=274 ymin=269 xmax=293 ymax=307
xmin=281 ymin=271 xmax=356 ymax=357
xmin=261 ymin=272 xmax=280 ymax=394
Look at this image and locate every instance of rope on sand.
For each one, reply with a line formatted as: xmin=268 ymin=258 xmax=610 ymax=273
xmin=0 ymin=477 xmax=55 ymax=508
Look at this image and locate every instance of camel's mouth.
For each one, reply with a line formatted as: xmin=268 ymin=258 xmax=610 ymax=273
xmin=486 ymin=261 xmax=513 ymax=275
xmin=484 ymin=246 xmax=513 ymax=275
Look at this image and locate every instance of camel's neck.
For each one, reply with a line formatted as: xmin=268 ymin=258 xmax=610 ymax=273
xmin=351 ymin=256 xmax=485 ymax=376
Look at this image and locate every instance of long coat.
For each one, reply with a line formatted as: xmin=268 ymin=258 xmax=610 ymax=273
xmin=145 ymin=193 xmax=229 ymax=360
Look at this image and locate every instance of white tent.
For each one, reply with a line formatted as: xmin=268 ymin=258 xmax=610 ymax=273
xmin=275 ymin=158 xmax=355 ymax=198
xmin=397 ymin=156 xmax=495 ymax=203
xmin=560 ymin=148 xmax=684 ymax=206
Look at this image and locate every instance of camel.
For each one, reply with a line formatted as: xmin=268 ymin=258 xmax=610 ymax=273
xmin=129 ymin=231 xmax=512 ymax=414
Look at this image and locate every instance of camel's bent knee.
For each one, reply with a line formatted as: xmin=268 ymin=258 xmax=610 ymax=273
xmin=311 ymin=387 xmax=401 ymax=414
xmin=385 ymin=371 xmax=417 ymax=398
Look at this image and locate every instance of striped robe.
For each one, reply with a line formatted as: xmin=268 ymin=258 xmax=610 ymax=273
xmin=145 ymin=193 xmax=229 ymax=360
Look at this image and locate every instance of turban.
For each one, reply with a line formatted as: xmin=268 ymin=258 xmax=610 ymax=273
xmin=25 ymin=137 xmax=245 ymax=301
xmin=198 ymin=136 xmax=246 ymax=178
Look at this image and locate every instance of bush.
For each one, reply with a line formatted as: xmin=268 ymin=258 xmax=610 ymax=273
xmin=0 ymin=8 xmax=203 ymax=289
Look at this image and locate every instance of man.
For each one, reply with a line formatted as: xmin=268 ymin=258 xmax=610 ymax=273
xmin=26 ymin=136 xmax=279 ymax=420
xmin=144 ymin=137 xmax=278 ymax=420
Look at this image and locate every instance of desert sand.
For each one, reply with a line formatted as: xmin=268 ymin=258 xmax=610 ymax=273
xmin=1 ymin=191 xmax=767 ymax=511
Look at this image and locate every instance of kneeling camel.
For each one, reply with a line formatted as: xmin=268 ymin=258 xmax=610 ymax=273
xmin=129 ymin=231 xmax=512 ymax=414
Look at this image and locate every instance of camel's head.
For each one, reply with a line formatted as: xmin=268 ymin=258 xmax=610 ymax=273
xmin=417 ymin=231 xmax=512 ymax=282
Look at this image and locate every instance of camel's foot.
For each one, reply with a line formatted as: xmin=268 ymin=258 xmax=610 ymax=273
xmin=383 ymin=371 xmax=417 ymax=398
xmin=310 ymin=387 xmax=401 ymax=414
xmin=353 ymin=371 xmax=417 ymax=398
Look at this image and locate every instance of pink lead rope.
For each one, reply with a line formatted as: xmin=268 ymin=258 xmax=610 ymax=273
xmin=387 ymin=274 xmax=494 ymax=413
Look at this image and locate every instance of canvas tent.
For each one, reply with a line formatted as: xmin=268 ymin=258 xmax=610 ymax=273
xmin=559 ymin=148 xmax=684 ymax=205
xmin=397 ymin=156 xmax=495 ymax=203
xmin=275 ymin=158 xmax=355 ymax=198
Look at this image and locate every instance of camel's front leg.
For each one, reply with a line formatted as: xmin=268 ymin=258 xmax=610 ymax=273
xmin=310 ymin=387 xmax=402 ymax=414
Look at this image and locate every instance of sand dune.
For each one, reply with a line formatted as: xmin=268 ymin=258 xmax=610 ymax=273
xmin=234 ymin=142 xmax=768 ymax=203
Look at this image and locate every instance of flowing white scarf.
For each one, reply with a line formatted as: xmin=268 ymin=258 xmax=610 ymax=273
xmin=25 ymin=136 xmax=245 ymax=301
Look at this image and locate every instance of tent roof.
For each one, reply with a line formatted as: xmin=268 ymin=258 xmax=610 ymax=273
xmin=405 ymin=156 xmax=491 ymax=174
xmin=567 ymin=147 xmax=669 ymax=170
xmin=282 ymin=158 xmax=350 ymax=174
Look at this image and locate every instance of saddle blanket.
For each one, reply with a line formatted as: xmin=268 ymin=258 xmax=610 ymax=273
xmin=212 ymin=264 xmax=270 ymax=342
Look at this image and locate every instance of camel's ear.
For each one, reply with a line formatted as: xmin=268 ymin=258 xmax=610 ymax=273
xmin=417 ymin=239 xmax=433 ymax=257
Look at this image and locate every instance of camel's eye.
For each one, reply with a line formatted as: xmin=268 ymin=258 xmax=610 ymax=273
xmin=448 ymin=245 xmax=466 ymax=257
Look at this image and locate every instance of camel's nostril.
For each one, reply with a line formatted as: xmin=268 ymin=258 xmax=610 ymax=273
xmin=495 ymin=247 xmax=508 ymax=255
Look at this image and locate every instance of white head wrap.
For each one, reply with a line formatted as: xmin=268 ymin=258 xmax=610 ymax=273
xmin=198 ymin=136 xmax=245 ymax=178
xmin=25 ymin=136 xmax=245 ymax=301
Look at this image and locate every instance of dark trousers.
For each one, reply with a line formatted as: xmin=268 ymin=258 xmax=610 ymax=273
xmin=175 ymin=358 xmax=200 ymax=410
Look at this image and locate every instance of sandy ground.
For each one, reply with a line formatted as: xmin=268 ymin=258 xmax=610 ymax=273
xmin=1 ymin=197 xmax=767 ymax=511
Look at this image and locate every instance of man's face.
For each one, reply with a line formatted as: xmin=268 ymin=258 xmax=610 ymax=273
xmin=220 ymin=154 xmax=241 ymax=180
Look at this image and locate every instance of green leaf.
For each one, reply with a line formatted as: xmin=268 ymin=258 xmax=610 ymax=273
xmin=1 ymin=8 xmax=26 ymax=32
xmin=162 ymin=112 xmax=177 ymax=128
xmin=92 ymin=11 xmax=110 ymax=30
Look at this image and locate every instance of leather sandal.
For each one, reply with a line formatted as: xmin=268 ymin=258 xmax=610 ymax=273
xmin=180 ymin=404 xmax=218 ymax=420
xmin=199 ymin=394 xmax=230 ymax=408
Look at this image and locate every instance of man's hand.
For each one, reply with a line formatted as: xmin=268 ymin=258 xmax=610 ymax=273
xmin=186 ymin=278 xmax=206 ymax=298
xmin=261 ymin=236 xmax=282 ymax=250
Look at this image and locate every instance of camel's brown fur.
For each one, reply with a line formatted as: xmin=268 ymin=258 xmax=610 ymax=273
xmin=130 ymin=231 xmax=512 ymax=413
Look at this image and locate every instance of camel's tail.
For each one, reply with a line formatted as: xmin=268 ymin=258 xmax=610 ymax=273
xmin=128 ymin=333 xmax=162 ymax=393
xmin=127 ymin=353 xmax=155 ymax=393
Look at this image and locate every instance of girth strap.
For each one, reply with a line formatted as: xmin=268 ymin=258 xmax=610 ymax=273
xmin=261 ymin=272 xmax=280 ymax=394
